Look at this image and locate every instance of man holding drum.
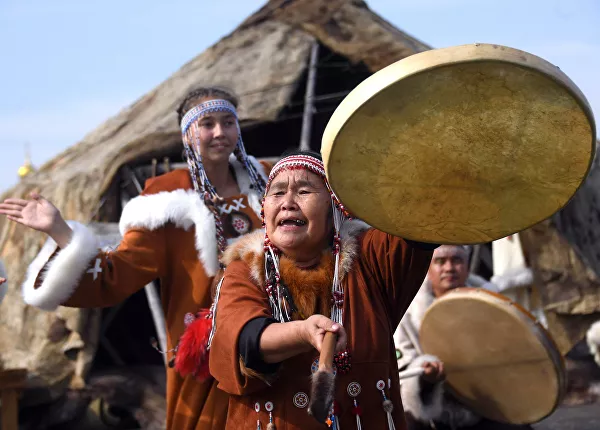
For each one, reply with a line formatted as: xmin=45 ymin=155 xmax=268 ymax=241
xmin=395 ymin=245 xmax=534 ymax=430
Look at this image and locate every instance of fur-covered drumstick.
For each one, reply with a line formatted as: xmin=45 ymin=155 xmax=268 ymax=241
xmin=308 ymin=331 xmax=337 ymax=423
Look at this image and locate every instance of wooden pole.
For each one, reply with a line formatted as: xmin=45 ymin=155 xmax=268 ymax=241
xmin=299 ymin=42 xmax=319 ymax=151
xmin=121 ymin=166 xmax=168 ymax=364
xmin=0 ymin=369 xmax=27 ymax=430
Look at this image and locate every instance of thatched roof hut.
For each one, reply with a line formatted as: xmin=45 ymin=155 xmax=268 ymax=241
xmin=0 ymin=0 xmax=432 ymax=425
xmin=1 ymin=0 xmax=599 ymax=425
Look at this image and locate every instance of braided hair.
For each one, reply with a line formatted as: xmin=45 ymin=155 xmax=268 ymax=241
xmin=176 ymin=86 xmax=267 ymax=260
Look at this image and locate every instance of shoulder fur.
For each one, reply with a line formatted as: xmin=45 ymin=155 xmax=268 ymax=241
xmin=221 ymin=230 xmax=265 ymax=284
xmin=587 ymin=320 xmax=600 ymax=367
xmin=221 ymin=219 xmax=371 ymax=284
xmin=118 ymin=155 xmax=268 ymax=277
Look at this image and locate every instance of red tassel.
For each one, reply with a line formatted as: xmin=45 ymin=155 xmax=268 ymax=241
xmin=333 ymin=400 xmax=341 ymax=415
xmin=174 ymin=310 xmax=212 ymax=381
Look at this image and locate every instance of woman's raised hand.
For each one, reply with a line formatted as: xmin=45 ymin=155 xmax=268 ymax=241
xmin=0 ymin=193 xmax=73 ymax=247
xmin=301 ymin=314 xmax=347 ymax=354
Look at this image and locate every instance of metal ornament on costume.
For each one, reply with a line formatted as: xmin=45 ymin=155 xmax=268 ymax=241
xmin=180 ymin=98 xmax=266 ymax=257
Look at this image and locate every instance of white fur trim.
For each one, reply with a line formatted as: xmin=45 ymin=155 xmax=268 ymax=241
xmin=587 ymin=320 xmax=600 ymax=367
xmin=490 ymin=266 xmax=533 ymax=293
xmin=22 ymin=221 xmax=100 ymax=311
xmin=120 ymin=188 xmax=220 ymax=276
xmin=466 ymin=273 xmax=488 ymax=288
xmin=401 ymin=354 xmax=444 ymax=422
xmin=119 ymin=155 xmax=266 ymax=277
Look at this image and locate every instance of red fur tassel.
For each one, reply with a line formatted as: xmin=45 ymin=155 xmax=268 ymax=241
xmin=174 ymin=310 xmax=212 ymax=381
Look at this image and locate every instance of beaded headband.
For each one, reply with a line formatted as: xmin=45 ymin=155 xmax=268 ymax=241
xmin=180 ymin=98 xmax=266 ymax=258
xmin=180 ymin=99 xmax=238 ymax=134
xmin=262 ymin=154 xmax=350 ymax=325
xmin=265 ymin=155 xmax=350 ymax=219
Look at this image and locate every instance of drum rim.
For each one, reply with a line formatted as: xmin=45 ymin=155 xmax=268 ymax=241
xmin=420 ymin=287 xmax=566 ymax=424
xmin=321 ymin=43 xmax=596 ymax=244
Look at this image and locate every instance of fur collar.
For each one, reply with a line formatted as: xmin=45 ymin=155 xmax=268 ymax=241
xmin=119 ymin=155 xmax=267 ymax=277
xmin=221 ymin=220 xmax=370 ymax=319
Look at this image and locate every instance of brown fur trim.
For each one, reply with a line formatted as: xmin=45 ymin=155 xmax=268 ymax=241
xmin=279 ymin=253 xmax=334 ymax=319
xmin=221 ymin=220 xmax=371 ymax=317
xmin=239 ymin=355 xmax=278 ymax=386
xmin=222 ymin=220 xmax=369 ymax=277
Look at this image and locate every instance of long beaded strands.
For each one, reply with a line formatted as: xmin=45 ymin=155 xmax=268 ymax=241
xmin=170 ymin=100 xmax=267 ymax=380
xmin=181 ymin=99 xmax=266 ymax=261
xmin=327 ymin=182 xmax=352 ymax=375
xmin=261 ymin=155 xmax=351 ymax=328
xmin=377 ymin=380 xmax=397 ymax=430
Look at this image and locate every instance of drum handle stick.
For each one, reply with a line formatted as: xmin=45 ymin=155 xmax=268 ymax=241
xmin=399 ymin=367 xmax=425 ymax=380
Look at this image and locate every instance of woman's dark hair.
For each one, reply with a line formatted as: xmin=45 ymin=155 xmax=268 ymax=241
xmin=176 ymin=86 xmax=239 ymax=125
xmin=280 ymin=148 xmax=322 ymax=161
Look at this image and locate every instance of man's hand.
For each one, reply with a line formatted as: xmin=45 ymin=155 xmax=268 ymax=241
xmin=421 ymin=360 xmax=445 ymax=383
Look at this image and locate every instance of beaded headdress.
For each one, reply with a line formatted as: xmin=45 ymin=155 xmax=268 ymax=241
xmin=261 ymin=155 xmax=351 ymax=325
xmin=180 ymin=99 xmax=266 ymax=259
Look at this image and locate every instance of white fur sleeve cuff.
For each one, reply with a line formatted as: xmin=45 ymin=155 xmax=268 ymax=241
xmin=587 ymin=320 xmax=600 ymax=367
xmin=22 ymin=221 xmax=100 ymax=311
xmin=400 ymin=354 xmax=444 ymax=423
xmin=490 ymin=267 xmax=534 ymax=293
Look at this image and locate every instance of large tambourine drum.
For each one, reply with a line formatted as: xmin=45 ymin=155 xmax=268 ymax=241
xmin=419 ymin=288 xmax=566 ymax=424
xmin=321 ymin=43 xmax=596 ymax=244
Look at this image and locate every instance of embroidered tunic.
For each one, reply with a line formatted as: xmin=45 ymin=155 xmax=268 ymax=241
xmin=209 ymin=223 xmax=434 ymax=430
xmin=22 ymin=157 xmax=270 ymax=430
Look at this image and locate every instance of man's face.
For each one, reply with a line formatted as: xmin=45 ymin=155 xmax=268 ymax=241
xmin=428 ymin=245 xmax=469 ymax=297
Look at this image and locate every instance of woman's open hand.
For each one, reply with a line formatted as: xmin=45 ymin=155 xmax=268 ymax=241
xmin=0 ymin=193 xmax=73 ymax=247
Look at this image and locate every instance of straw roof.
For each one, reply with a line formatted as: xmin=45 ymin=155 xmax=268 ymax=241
xmin=0 ymin=0 xmax=430 ymax=393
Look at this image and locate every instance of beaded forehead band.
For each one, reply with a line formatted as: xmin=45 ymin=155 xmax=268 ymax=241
xmin=180 ymin=99 xmax=238 ymax=134
xmin=180 ymin=98 xmax=266 ymax=258
xmin=265 ymin=155 xmax=348 ymax=215
xmin=262 ymin=154 xmax=350 ymax=326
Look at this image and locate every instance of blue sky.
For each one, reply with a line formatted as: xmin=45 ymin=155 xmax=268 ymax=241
xmin=1 ymin=0 xmax=598 ymax=192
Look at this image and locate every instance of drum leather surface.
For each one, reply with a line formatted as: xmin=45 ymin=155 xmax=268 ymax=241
xmin=420 ymin=288 xmax=565 ymax=424
xmin=322 ymin=44 xmax=595 ymax=244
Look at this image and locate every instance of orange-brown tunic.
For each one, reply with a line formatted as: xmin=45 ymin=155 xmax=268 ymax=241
xmin=209 ymin=221 xmax=433 ymax=430
xmin=22 ymin=157 xmax=270 ymax=429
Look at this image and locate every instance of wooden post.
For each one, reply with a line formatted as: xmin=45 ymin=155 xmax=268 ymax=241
xmin=0 ymin=369 xmax=27 ymax=430
xmin=299 ymin=42 xmax=319 ymax=151
xmin=121 ymin=166 xmax=169 ymax=361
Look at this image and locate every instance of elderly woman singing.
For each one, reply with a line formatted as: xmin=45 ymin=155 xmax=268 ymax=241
xmin=209 ymin=151 xmax=436 ymax=430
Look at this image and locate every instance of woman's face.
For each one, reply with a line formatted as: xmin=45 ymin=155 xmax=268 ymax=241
xmin=263 ymin=169 xmax=332 ymax=263
xmin=192 ymin=97 xmax=238 ymax=164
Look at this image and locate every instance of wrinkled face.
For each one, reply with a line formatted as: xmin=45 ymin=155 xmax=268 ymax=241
xmin=428 ymin=245 xmax=469 ymax=297
xmin=264 ymin=169 xmax=332 ymax=263
xmin=192 ymin=97 xmax=238 ymax=164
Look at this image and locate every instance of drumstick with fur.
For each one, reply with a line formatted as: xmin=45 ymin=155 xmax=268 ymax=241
xmin=308 ymin=331 xmax=337 ymax=423
xmin=399 ymin=367 xmax=425 ymax=379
